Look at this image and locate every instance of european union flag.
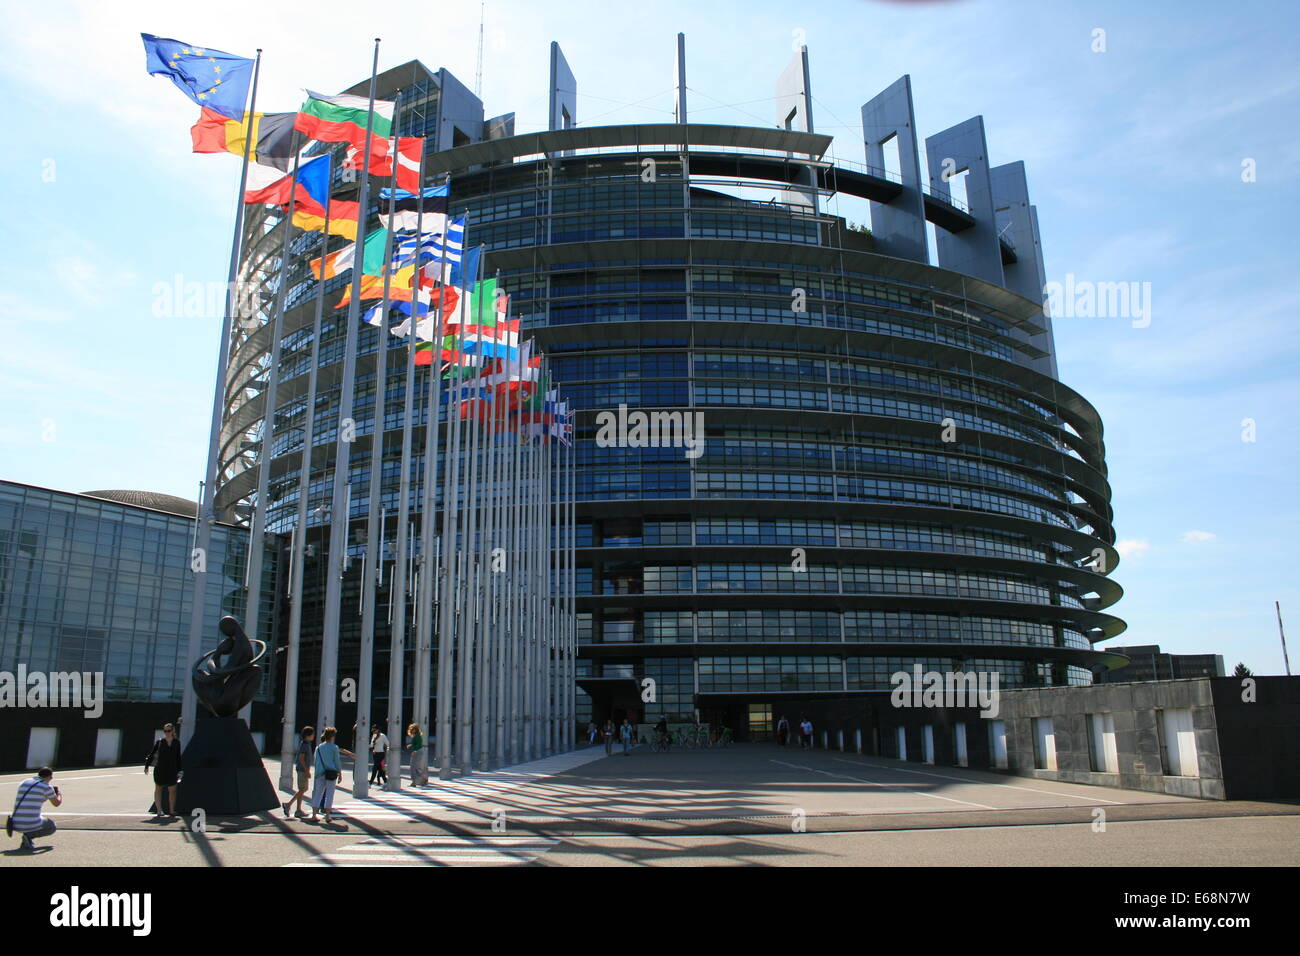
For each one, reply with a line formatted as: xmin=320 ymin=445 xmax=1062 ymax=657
xmin=141 ymin=33 xmax=254 ymax=121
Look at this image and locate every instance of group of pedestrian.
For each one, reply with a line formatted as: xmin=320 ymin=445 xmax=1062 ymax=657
xmin=282 ymin=722 xmax=430 ymax=822
xmin=8 ymin=717 xmax=435 ymax=851
xmin=774 ymin=715 xmax=815 ymax=749
xmin=588 ymin=718 xmax=638 ymax=756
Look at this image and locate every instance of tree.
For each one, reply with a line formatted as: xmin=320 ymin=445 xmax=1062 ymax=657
xmin=1232 ymin=662 xmax=1253 ymax=677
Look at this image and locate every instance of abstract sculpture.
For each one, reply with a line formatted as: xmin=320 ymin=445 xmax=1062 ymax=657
xmin=174 ymin=615 xmax=279 ymax=816
xmin=193 ymin=615 xmax=267 ymax=717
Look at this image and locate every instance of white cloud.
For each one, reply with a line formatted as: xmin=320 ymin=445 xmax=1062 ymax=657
xmin=1182 ymin=530 xmax=1217 ymax=544
xmin=1115 ymin=538 xmax=1151 ymax=561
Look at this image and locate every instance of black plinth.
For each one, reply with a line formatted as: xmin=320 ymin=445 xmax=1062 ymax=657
xmin=174 ymin=717 xmax=278 ymax=816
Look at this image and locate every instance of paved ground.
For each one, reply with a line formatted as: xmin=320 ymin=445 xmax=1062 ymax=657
xmin=3 ymin=744 xmax=1297 ymax=866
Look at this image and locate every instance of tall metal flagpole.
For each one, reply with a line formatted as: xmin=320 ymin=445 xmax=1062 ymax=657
xmin=279 ymin=177 xmax=332 ymax=791
xmin=182 ymin=50 xmax=262 ymax=748
xmin=385 ymin=145 xmax=429 ymax=791
xmin=504 ymin=342 xmax=521 ymax=765
xmin=440 ymin=241 xmax=471 ymax=774
xmin=459 ymin=246 xmax=487 ymax=771
xmin=421 ymin=195 xmax=454 ymax=775
xmin=355 ymin=88 xmax=405 ymax=799
xmin=318 ymin=38 xmax=383 ymax=737
xmin=444 ymin=248 xmax=470 ymax=780
xmin=242 ymin=143 xmax=304 ymax=730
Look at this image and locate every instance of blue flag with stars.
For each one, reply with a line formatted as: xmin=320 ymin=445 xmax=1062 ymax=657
xmin=141 ymin=33 xmax=254 ymax=121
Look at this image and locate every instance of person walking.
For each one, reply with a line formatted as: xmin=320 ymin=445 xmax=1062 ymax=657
xmin=406 ymin=723 xmax=427 ymax=787
xmin=587 ymin=721 xmax=598 ymax=746
xmin=283 ymin=726 xmax=315 ymax=818
xmin=776 ymin=715 xmax=790 ymax=747
xmin=144 ymin=722 xmax=183 ymax=818
xmin=603 ymin=719 xmax=616 ymax=756
xmin=9 ymin=767 xmax=62 ymax=852
xmin=620 ymin=717 xmax=635 ymax=756
xmin=799 ymin=716 xmax=814 ymax=750
xmin=309 ymin=727 xmax=352 ymax=824
xmin=369 ymin=726 xmax=390 ymax=785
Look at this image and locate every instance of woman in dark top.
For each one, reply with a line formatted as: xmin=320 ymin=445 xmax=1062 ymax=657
xmin=144 ymin=722 xmax=183 ymax=818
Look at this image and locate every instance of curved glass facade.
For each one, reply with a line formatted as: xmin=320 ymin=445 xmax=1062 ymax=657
xmin=215 ymin=65 xmax=1123 ymax=734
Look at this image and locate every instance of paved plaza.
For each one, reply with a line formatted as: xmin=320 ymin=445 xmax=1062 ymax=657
xmin=3 ymin=744 xmax=1297 ymax=866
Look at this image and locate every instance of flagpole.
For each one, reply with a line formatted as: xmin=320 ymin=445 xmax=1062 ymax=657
xmin=318 ymin=38 xmax=382 ymax=741
xmin=243 ymin=142 xmax=304 ymax=735
xmin=566 ymin=397 xmax=575 ymax=749
xmin=182 ymin=49 xmax=262 ymax=749
xmin=353 ymin=87 xmax=407 ymax=799
xmin=278 ymin=168 xmax=332 ymax=792
xmin=385 ymin=141 xmax=428 ymax=791
xmin=504 ymin=341 xmax=520 ymax=765
xmin=440 ymin=228 xmax=471 ymax=774
xmin=424 ymin=191 xmax=455 ymax=777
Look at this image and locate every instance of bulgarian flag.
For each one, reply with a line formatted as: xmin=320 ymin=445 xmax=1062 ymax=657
xmin=296 ymin=91 xmax=394 ymax=148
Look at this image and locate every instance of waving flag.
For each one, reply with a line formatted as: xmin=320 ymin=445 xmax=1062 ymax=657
xmin=296 ymin=91 xmax=394 ymax=147
xmin=141 ymin=34 xmax=254 ymax=121
xmin=191 ymin=109 xmax=297 ymax=170
xmin=348 ymin=137 xmax=424 ymax=193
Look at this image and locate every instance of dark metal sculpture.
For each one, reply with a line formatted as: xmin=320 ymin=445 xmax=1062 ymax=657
xmin=175 ymin=615 xmax=278 ymax=815
xmin=192 ymin=615 xmax=266 ymax=717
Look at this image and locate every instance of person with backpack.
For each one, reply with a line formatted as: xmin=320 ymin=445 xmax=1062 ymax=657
xmin=144 ymin=722 xmax=183 ymax=818
xmin=9 ymin=767 xmax=62 ymax=852
xmin=309 ymin=727 xmax=353 ymax=825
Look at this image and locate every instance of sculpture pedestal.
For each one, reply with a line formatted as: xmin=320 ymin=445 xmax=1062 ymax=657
xmin=175 ymin=717 xmax=279 ymax=816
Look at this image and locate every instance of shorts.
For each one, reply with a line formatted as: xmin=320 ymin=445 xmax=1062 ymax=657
xmin=296 ymin=768 xmax=310 ymax=791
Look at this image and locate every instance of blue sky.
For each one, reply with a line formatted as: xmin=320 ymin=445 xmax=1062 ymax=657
xmin=1 ymin=0 xmax=1296 ymax=673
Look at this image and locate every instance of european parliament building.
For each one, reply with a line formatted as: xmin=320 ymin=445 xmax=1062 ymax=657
xmin=221 ymin=42 xmax=1125 ymax=742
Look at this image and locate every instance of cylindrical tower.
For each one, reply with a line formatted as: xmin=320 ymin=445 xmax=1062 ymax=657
xmin=215 ymin=57 xmax=1124 ymax=741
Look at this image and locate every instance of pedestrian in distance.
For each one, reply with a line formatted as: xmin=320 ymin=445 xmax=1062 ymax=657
xmin=8 ymin=766 xmax=61 ymax=852
xmin=587 ymin=720 xmax=598 ymax=746
xmin=776 ymin=715 xmax=790 ymax=747
xmin=283 ymin=726 xmax=315 ymax=818
xmin=603 ymin=719 xmax=616 ymax=756
xmin=620 ymin=717 xmax=634 ymax=755
xmin=309 ymin=727 xmax=353 ymax=825
xmin=144 ymin=722 xmax=183 ymax=817
xmin=369 ymin=725 xmax=389 ymax=785
xmin=800 ymin=716 xmax=814 ymax=750
xmin=406 ymin=723 xmax=427 ymax=787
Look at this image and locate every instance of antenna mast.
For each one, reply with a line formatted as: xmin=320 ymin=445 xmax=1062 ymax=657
xmin=475 ymin=1 xmax=485 ymax=97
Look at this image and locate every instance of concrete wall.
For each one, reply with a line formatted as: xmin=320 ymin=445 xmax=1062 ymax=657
xmin=756 ymin=677 xmax=1300 ymax=800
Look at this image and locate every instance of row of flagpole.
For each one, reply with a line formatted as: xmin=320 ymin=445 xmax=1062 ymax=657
xmin=156 ymin=35 xmax=578 ymax=780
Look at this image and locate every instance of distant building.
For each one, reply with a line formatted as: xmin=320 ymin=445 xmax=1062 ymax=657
xmin=0 ymin=480 xmax=280 ymax=770
xmin=1096 ymin=644 xmax=1225 ymax=683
